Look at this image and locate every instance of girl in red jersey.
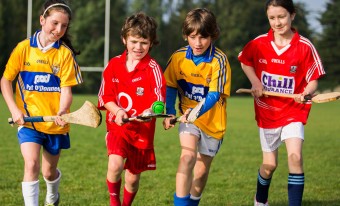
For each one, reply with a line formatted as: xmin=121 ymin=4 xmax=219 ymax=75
xmin=97 ymin=12 xmax=166 ymax=206
xmin=238 ymin=0 xmax=325 ymax=205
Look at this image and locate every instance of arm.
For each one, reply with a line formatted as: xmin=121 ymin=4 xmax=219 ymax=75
xmin=56 ymin=86 xmax=73 ymax=126
xmin=1 ymin=76 xmax=25 ymax=125
xmin=104 ymin=101 xmax=128 ymax=126
xmin=240 ymin=63 xmax=263 ymax=98
xmin=294 ymin=80 xmax=318 ymax=103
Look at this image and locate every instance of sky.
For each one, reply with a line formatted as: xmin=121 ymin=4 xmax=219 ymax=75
xmin=294 ymin=0 xmax=330 ymax=33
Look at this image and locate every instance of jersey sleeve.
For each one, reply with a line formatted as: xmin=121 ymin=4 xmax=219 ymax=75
xmin=210 ymin=50 xmax=231 ymax=97
xmin=59 ymin=51 xmax=83 ymax=87
xmin=238 ymin=40 xmax=256 ymax=67
xmin=3 ymin=43 xmax=23 ymax=81
xmin=149 ymin=60 xmax=166 ymax=103
xmin=303 ymin=44 xmax=326 ymax=83
xmin=98 ymin=61 xmax=116 ymax=110
xmin=164 ymin=53 xmax=178 ymax=88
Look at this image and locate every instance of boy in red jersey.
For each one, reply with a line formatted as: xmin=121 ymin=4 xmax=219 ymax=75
xmin=97 ymin=12 xmax=166 ymax=206
xmin=238 ymin=0 xmax=325 ymax=205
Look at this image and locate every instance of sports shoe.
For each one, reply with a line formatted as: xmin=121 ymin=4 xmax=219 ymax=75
xmin=45 ymin=193 xmax=59 ymax=206
xmin=254 ymin=196 xmax=268 ymax=206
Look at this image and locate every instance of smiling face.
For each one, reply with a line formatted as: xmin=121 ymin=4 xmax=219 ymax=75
xmin=267 ymin=5 xmax=295 ymax=37
xmin=39 ymin=9 xmax=69 ymax=46
xmin=187 ymin=31 xmax=212 ymax=56
xmin=123 ymin=35 xmax=151 ymax=61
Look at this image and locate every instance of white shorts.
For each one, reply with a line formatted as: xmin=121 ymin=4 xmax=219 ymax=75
xmin=259 ymin=122 xmax=304 ymax=152
xmin=179 ymin=123 xmax=223 ymax=157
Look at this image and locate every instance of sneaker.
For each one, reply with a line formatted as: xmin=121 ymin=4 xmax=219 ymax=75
xmin=254 ymin=196 xmax=268 ymax=206
xmin=45 ymin=193 xmax=59 ymax=206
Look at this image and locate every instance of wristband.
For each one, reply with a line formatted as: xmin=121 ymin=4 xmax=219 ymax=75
xmin=115 ymin=108 xmax=124 ymax=116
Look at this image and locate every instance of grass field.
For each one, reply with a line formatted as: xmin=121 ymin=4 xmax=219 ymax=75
xmin=0 ymin=95 xmax=339 ymax=206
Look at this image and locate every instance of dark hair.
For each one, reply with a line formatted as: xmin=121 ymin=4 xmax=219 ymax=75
xmin=121 ymin=12 xmax=159 ymax=48
xmin=265 ymin=0 xmax=296 ymax=14
xmin=41 ymin=0 xmax=80 ymax=55
xmin=182 ymin=8 xmax=220 ymax=41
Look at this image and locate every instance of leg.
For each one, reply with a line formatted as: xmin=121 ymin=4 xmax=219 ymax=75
xmin=122 ymin=170 xmax=140 ymax=206
xmin=174 ymin=132 xmax=198 ymax=206
xmin=107 ymin=154 xmax=124 ymax=206
xmin=286 ymin=137 xmax=304 ymax=206
xmin=42 ymin=149 xmax=61 ymax=205
xmin=190 ymin=153 xmax=213 ymax=196
xmin=190 ymin=153 xmax=214 ymax=206
xmin=176 ymin=132 xmax=198 ymax=197
xmin=256 ymin=150 xmax=278 ymax=204
xmin=21 ymin=142 xmax=41 ymax=206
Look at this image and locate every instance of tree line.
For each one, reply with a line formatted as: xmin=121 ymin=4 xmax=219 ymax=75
xmin=0 ymin=0 xmax=339 ymax=94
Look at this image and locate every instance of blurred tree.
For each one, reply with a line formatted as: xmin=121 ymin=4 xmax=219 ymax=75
xmin=316 ymin=0 xmax=340 ymax=90
xmin=0 ymin=0 xmax=27 ymax=78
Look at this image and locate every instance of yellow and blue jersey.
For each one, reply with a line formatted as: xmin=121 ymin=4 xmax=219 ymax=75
xmin=3 ymin=31 xmax=83 ymax=134
xmin=164 ymin=45 xmax=231 ymax=139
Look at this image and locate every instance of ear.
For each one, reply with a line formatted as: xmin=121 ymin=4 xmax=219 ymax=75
xmin=291 ymin=13 xmax=296 ymax=21
xmin=122 ymin=38 xmax=127 ymax=45
xmin=40 ymin=15 xmax=45 ymax=26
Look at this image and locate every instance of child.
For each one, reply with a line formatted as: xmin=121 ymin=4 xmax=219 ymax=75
xmin=97 ymin=12 xmax=166 ymax=206
xmin=0 ymin=0 xmax=82 ymax=205
xmin=163 ymin=8 xmax=231 ymax=206
xmin=238 ymin=0 xmax=325 ymax=205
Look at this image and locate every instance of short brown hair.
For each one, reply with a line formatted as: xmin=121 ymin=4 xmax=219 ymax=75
xmin=182 ymin=8 xmax=220 ymax=41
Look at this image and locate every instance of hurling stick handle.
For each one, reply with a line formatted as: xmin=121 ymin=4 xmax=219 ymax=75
xmin=8 ymin=116 xmax=57 ymax=125
xmin=235 ymin=88 xmax=252 ymax=94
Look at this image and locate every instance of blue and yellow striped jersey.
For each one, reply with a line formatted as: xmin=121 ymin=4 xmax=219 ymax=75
xmin=3 ymin=31 xmax=83 ymax=134
xmin=164 ymin=45 xmax=231 ymax=139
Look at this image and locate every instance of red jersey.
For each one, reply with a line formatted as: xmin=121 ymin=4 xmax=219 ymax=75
xmin=98 ymin=50 xmax=166 ymax=149
xmin=238 ymin=29 xmax=325 ymax=128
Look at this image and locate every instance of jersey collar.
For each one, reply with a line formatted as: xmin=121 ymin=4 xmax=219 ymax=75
xmin=185 ymin=44 xmax=215 ymax=63
xmin=267 ymin=28 xmax=300 ymax=45
xmin=121 ymin=50 xmax=152 ymax=71
xmin=30 ymin=30 xmax=62 ymax=49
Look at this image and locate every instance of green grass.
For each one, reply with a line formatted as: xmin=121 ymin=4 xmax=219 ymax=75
xmin=0 ymin=95 xmax=339 ymax=205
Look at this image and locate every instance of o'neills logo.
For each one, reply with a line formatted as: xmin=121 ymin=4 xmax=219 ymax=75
xmin=261 ymin=71 xmax=295 ymax=94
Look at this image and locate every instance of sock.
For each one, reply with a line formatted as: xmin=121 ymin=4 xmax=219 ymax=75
xmin=288 ymin=173 xmax=304 ymax=206
xmin=174 ymin=193 xmax=191 ymax=206
xmin=255 ymin=171 xmax=271 ymax=203
xmin=107 ymin=178 xmax=121 ymax=206
xmin=190 ymin=194 xmax=201 ymax=206
xmin=44 ymin=168 xmax=61 ymax=204
xmin=22 ymin=180 xmax=39 ymax=206
xmin=122 ymin=186 xmax=137 ymax=206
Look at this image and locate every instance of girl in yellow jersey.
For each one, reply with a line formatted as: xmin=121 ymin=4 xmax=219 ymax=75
xmin=163 ymin=8 xmax=231 ymax=206
xmin=1 ymin=0 xmax=82 ymax=205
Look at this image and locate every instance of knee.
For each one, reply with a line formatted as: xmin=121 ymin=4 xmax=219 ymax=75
xmin=108 ymin=162 xmax=124 ymax=176
xmin=125 ymin=174 xmax=140 ymax=188
xmin=288 ymin=153 xmax=303 ymax=166
xmin=180 ymin=153 xmax=196 ymax=168
xmin=25 ymin=159 xmax=40 ymax=175
xmin=261 ymin=163 xmax=277 ymax=176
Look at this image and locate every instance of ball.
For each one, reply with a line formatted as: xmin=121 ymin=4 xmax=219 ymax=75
xmin=152 ymin=101 xmax=165 ymax=114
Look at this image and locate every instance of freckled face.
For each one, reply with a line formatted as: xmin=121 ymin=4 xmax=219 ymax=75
xmin=187 ymin=32 xmax=211 ymax=56
xmin=123 ymin=35 xmax=151 ymax=61
xmin=267 ymin=5 xmax=295 ymax=36
xmin=40 ymin=10 xmax=69 ymax=45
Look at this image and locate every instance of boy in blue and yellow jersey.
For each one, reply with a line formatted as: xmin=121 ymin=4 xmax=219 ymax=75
xmin=163 ymin=8 xmax=231 ymax=206
xmin=1 ymin=1 xmax=82 ymax=205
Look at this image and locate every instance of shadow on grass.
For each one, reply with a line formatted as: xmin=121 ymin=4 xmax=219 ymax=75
xmin=268 ymin=199 xmax=340 ymax=206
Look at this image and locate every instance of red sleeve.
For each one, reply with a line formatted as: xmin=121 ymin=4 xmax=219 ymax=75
xmin=303 ymin=45 xmax=326 ymax=83
xmin=238 ymin=40 xmax=256 ymax=67
xmin=97 ymin=60 xmax=116 ymax=110
xmin=148 ymin=59 xmax=166 ymax=104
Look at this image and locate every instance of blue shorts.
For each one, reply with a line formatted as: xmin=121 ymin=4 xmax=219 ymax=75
xmin=18 ymin=127 xmax=70 ymax=155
